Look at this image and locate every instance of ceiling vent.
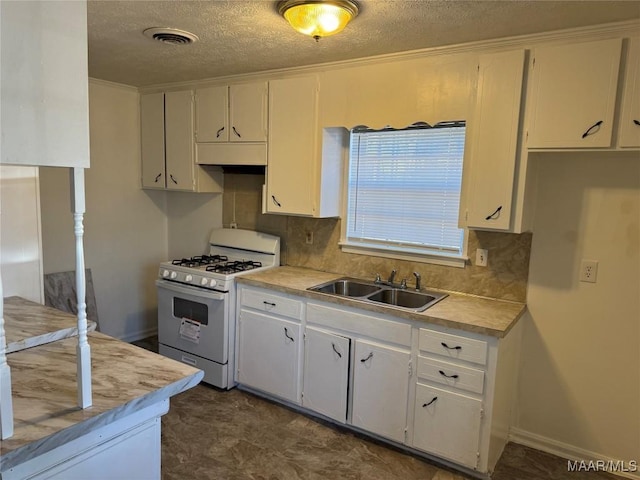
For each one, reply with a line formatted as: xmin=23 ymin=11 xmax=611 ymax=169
xmin=143 ymin=27 xmax=199 ymax=45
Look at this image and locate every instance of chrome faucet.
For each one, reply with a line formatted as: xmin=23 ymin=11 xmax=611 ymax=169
xmin=413 ymin=272 xmax=421 ymax=291
xmin=387 ymin=269 xmax=397 ymax=284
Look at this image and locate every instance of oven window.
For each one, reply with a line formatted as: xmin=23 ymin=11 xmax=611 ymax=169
xmin=173 ymin=297 xmax=209 ymax=325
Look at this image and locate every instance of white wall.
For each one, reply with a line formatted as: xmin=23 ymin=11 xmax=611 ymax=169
xmin=39 ymin=80 xmax=169 ymax=341
xmin=166 ymin=192 xmax=222 ymax=259
xmin=0 ymin=166 xmax=43 ymax=303
xmin=516 ymin=152 xmax=639 ymax=464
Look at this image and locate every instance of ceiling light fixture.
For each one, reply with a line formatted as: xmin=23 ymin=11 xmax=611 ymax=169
xmin=278 ymin=0 xmax=359 ymax=42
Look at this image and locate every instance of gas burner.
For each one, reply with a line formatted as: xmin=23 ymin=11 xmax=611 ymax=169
xmin=206 ymin=260 xmax=263 ymax=274
xmin=171 ymin=255 xmax=228 ymax=267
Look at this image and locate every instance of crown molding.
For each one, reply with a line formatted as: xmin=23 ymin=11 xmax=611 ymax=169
xmin=89 ymin=77 xmax=138 ymax=92
xmin=139 ymin=19 xmax=640 ymax=93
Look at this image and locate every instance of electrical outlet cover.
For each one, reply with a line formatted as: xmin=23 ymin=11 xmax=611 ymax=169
xmin=579 ymin=259 xmax=598 ymax=283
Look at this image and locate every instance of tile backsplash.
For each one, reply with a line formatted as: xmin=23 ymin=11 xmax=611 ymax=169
xmin=223 ymin=173 xmax=531 ymax=302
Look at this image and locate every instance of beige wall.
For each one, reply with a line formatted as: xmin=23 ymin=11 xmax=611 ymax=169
xmin=39 ymin=80 xmax=169 ymax=340
xmin=0 ymin=166 xmax=42 ymax=303
xmin=222 ymin=173 xmax=531 ymax=302
xmin=516 ymin=152 xmax=639 ymax=461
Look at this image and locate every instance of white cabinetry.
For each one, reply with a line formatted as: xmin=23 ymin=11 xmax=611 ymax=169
xmin=195 ymin=82 xmax=268 ymax=166
xmin=461 ymin=50 xmax=526 ymax=231
xmin=141 ymin=91 xmax=223 ymax=192
xmin=527 ymin=38 xmax=622 ymax=148
xmin=266 ymin=75 xmax=346 ymax=217
xmin=619 ymin=36 xmax=640 ymax=148
xmin=237 ymin=288 xmax=303 ymax=403
xmin=352 ymin=339 xmax=410 ymax=443
xmin=302 ymin=327 xmax=350 ymax=423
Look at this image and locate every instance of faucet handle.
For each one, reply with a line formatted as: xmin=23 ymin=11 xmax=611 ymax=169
xmin=413 ymin=272 xmax=421 ymax=291
xmin=374 ymin=273 xmax=381 ymax=283
xmin=400 ymin=278 xmax=407 ymax=289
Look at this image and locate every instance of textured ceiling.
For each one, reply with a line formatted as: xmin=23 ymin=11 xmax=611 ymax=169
xmin=87 ymin=0 xmax=640 ymax=87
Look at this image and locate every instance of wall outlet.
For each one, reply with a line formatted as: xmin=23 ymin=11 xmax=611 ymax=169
xmin=580 ymin=259 xmax=598 ymax=283
xmin=476 ymin=248 xmax=488 ymax=267
xmin=305 ymin=231 xmax=314 ymax=244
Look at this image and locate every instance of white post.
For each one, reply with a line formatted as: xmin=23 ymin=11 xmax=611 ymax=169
xmin=71 ymin=168 xmax=92 ymax=408
xmin=0 ymin=271 xmax=14 ymax=439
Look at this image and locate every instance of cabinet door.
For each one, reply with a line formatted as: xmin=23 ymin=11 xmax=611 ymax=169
xmin=413 ymin=383 xmax=482 ymax=469
xmin=351 ymin=339 xmax=410 ymax=443
xmin=464 ymin=50 xmax=525 ymax=230
xmin=237 ymin=309 xmax=300 ymax=403
xmin=229 ymin=82 xmax=268 ymax=142
xmin=267 ymin=75 xmax=318 ymax=215
xmin=140 ymin=93 xmax=166 ymax=189
xmin=302 ymin=327 xmax=350 ymax=423
xmin=195 ymin=86 xmax=229 ymax=142
xmin=527 ymin=38 xmax=622 ymax=148
xmin=165 ymin=90 xmax=195 ymax=191
xmin=619 ymin=37 xmax=640 ymax=148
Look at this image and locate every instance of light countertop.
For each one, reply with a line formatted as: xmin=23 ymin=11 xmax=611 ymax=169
xmin=236 ymin=266 xmax=526 ymax=338
xmin=1 ymin=300 xmax=203 ymax=470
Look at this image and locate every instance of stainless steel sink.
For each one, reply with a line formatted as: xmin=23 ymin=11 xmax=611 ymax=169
xmin=366 ymin=288 xmax=445 ymax=311
xmin=309 ymin=278 xmax=380 ymax=297
xmin=308 ymin=278 xmax=447 ymax=312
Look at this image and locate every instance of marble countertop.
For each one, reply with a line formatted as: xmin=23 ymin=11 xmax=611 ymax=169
xmin=236 ymin=266 xmax=526 ymax=338
xmin=4 ymin=296 xmax=97 ymax=353
xmin=1 ymin=331 xmax=203 ymax=470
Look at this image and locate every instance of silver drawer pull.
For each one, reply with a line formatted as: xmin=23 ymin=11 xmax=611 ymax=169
xmin=439 ymin=370 xmax=459 ymax=379
xmin=423 ymin=397 xmax=438 ymax=407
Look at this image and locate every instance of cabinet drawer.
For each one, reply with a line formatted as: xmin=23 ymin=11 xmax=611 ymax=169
xmin=417 ymin=356 xmax=485 ymax=395
xmin=419 ymin=328 xmax=487 ymax=366
xmin=241 ymin=288 xmax=303 ymax=320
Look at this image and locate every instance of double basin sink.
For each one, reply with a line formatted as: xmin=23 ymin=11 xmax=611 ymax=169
xmin=308 ymin=277 xmax=447 ymax=312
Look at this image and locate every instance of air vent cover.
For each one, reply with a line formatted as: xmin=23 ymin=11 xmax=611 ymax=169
xmin=143 ymin=27 xmax=199 ymax=45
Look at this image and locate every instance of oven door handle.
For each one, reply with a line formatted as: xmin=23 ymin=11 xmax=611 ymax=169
xmin=156 ymin=279 xmax=226 ymax=301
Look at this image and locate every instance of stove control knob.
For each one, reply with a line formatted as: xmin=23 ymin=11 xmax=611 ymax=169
xmin=162 ymin=269 xmax=170 ymax=278
xmin=209 ymin=279 xmax=217 ymax=287
xmin=200 ymin=278 xmax=209 ymax=286
xmin=170 ymin=271 xmax=178 ymax=280
xmin=185 ymin=274 xmax=193 ymax=283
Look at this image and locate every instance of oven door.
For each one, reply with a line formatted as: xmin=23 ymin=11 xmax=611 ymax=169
xmin=157 ymin=279 xmax=229 ymax=364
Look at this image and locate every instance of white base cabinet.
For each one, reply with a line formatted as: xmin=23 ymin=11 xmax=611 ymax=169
xmin=235 ymin=285 xmax=522 ymax=476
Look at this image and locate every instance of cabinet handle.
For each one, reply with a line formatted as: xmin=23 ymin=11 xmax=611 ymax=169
xmin=423 ymin=397 xmax=438 ymax=407
xmin=232 ymin=126 xmax=241 ymax=138
xmin=438 ymin=370 xmax=459 ymax=379
xmin=284 ymin=327 xmax=294 ymax=342
xmin=360 ymin=352 xmax=373 ymax=363
xmin=154 ymin=173 xmax=162 ymax=183
xmin=216 ymin=126 xmax=225 ymax=138
xmin=441 ymin=342 xmax=462 ymax=351
xmin=271 ymin=195 xmax=282 ymax=207
xmin=170 ymin=174 xmax=178 ymax=185
xmin=331 ymin=342 xmax=342 ymax=358
xmin=263 ymin=301 xmax=276 ymax=307
xmin=581 ymin=120 xmax=603 ymax=139
xmin=633 ymin=120 xmax=640 ymax=126
xmin=485 ymin=205 xmax=502 ymax=220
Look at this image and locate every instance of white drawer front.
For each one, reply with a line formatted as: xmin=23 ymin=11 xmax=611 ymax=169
xmin=417 ymin=356 xmax=485 ymax=395
xmin=241 ymin=288 xmax=303 ymax=320
xmin=419 ymin=328 xmax=488 ymax=366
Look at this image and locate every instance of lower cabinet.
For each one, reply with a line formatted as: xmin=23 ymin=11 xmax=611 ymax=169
xmin=302 ymin=327 xmax=350 ymax=423
xmin=413 ymin=383 xmax=482 ymax=469
xmin=351 ymin=339 xmax=410 ymax=443
xmin=237 ymin=309 xmax=300 ymax=403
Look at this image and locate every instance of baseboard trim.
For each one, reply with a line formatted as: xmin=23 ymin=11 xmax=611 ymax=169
xmin=119 ymin=327 xmax=158 ymax=344
xmin=509 ymin=428 xmax=639 ymax=480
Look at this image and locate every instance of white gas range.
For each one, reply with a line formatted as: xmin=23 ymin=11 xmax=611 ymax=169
xmin=156 ymin=228 xmax=280 ymax=389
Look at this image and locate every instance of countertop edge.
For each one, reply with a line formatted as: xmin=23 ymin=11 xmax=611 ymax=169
xmin=7 ymin=321 xmax=98 ymax=354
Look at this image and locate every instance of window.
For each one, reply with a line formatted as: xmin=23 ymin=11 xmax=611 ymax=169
xmin=341 ymin=122 xmax=467 ymax=266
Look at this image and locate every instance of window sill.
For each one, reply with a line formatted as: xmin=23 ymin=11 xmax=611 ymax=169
xmin=339 ymin=242 xmax=468 ymax=269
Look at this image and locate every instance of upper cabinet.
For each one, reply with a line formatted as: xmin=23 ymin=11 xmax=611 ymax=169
xmin=527 ymin=38 xmax=622 ymax=149
xmin=461 ymin=49 xmax=526 ymax=231
xmin=141 ymin=90 xmax=223 ymax=193
xmin=0 ymin=1 xmax=89 ymax=168
xmin=266 ymin=75 xmax=346 ymax=217
xmin=195 ymin=82 xmax=268 ymax=166
xmin=619 ymin=36 xmax=640 ymax=148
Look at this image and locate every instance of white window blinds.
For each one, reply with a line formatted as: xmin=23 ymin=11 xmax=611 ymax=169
xmin=346 ymin=122 xmax=466 ymax=257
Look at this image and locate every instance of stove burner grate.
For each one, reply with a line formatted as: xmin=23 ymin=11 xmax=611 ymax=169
xmin=171 ymin=255 xmax=228 ymax=267
xmin=206 ymin=260 xmax=263 ymax=274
